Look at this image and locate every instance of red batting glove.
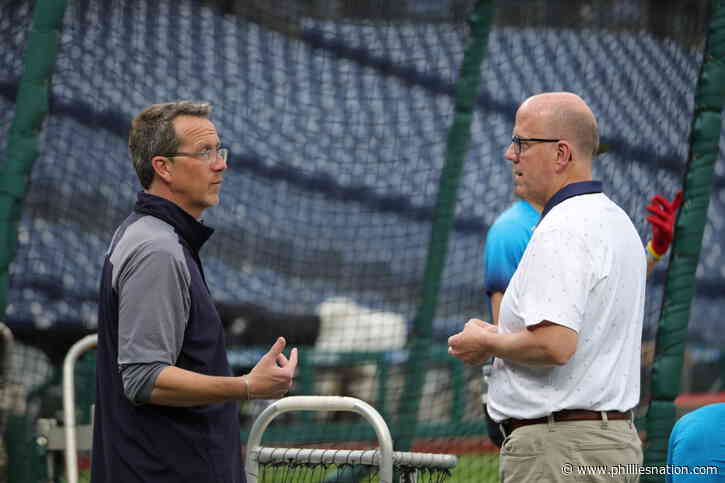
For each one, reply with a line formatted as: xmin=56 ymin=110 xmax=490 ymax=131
xmin=645 ymin=190 xmax=683 ymax=257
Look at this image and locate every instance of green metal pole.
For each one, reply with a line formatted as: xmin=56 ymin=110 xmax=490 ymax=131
xmin=0 ymin=0 xmax=69 ymax=318
xmin=1 ymin=4 xmax=69 ymax=483
xmin=643 ymin=1 xmax=725 ymax=480
xmin=396 ymin=0 xmax=495 ymax=453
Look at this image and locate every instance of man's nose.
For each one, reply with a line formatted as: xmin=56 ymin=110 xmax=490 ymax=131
xmin=212 ymin=156 xmax=227 ymax=170
xmin=505 ymin=143 xmax=518 ymax=163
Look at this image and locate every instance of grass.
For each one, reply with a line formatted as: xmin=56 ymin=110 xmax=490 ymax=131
xmin=447 ymin=453 xmax=499 ymax=483
xmin=73 ymin=453 xmax=499 ymax=482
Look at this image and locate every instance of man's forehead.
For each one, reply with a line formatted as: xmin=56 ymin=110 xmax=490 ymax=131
xmin=174 ymin=116 xmax=218 ymax=143
xmin=515 ymin=104 xmax=558 ymax=132
xmin=513 ymin=109 xmax=538 ymax=132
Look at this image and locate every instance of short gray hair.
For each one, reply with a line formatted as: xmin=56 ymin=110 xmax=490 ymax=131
xmin=129 ymin=101 xmax=212 ymax=188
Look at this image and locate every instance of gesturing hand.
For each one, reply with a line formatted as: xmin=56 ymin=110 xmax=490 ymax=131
xmin=646 ymin=190 xmax=683 ymax=257
xmin=448 ymin=318 xmax=497 ymax=365
xmin=246 ymin=337 xmax=298 ymax=399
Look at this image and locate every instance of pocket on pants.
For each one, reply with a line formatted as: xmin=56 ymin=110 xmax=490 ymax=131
xmin=573 ymin=429 xmax=642 ymax=466
xmin=572 ymin=433 xmax=642 ymax=482
xmin=499 ymin=431 xmax=545 ymax=482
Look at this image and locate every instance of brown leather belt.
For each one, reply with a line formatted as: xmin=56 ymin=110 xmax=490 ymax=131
xmin=501 ymin=410 xmax=631 ymax=435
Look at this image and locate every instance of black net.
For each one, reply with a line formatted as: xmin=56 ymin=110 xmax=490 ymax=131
xmin=254 ymin=447 xmax=455 ymax=483
xmin=0 ymin=1 xmax=34 ymax=173
xmin=258 ymin=463 xmax=451 ymax=483
xmin=2 ymin=1 xmax=724 ymax=482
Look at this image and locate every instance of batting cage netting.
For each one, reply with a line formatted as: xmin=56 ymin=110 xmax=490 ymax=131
xmin=1 ymin=0 xmax=724 ymax=482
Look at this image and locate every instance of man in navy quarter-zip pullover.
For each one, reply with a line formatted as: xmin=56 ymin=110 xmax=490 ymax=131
xmin=92 ymin=101 xmax=298 ymax=483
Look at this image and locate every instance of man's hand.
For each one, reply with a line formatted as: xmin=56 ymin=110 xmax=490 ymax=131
xmin=448 ymin=319 xmax=497 ymax=365
xmin=246 ymin=337 xmax=298 ymax=399
xmin=646 ymin=190 xmax=683 ymax=257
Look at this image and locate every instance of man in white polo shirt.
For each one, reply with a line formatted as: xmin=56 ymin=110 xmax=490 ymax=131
xmin=449 ymin=92 xmax=645 ymax=482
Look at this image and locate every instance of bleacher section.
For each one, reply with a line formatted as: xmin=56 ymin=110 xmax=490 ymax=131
xmin=2 ymin=5 xmax=722 ymax=348
xmin=1 ymin=3 xmax=722 ymax=481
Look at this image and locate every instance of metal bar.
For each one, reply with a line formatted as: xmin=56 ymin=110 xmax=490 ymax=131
xmin=0 ymin=322 xmax=14 ymax=433
xmin=256 ymin=447 xmax=457 ymax=469
xmin=62 ymin=334 xmax=98 ymax=483
xmin=245 ymin=396 xmax=395 ymax=483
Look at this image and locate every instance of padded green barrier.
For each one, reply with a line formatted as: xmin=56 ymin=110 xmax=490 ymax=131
xmin=643 ymin=0 xmax=725 ymax=479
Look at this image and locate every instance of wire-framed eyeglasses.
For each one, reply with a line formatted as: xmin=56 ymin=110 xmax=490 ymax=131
xmin=511 ymin=135 xmax=559 ymax=155
xmin=161 ymin=147 xmax=229 ymax=164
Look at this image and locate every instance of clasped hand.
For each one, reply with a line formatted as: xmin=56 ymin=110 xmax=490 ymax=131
xmin=448 ymin=318 xmax=497 ymax=365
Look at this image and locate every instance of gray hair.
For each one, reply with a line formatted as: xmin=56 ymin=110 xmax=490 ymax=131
xmin=128 ymin=101 xmax=212 ymax=188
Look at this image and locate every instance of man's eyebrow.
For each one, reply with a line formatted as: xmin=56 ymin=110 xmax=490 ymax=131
xmin=194 ymin=140 xmax=222 ymax=149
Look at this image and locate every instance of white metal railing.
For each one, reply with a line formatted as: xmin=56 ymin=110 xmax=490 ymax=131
xmin=0 ymin=322 xmax=14 ymax=433
xmin=62 ymin=334 xmax=97 ymax=483
xmin=245 ymin=395 xmax=457 ymax=483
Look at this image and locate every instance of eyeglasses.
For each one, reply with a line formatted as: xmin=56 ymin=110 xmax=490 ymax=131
xmin=511 ymin=135 xmax=559 ymax=155
xmin=161 ymin=147 xmax=229 ymax=164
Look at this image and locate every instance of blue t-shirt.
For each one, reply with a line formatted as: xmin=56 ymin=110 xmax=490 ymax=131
xmin=666 ymin=402 xmax=725 ymax=482
xmin=483 ymin=200 xmax=540 ymax=295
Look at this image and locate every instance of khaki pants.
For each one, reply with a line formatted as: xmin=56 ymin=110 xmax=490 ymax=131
xmin=499 ymin=418 xmax=643 ymax=482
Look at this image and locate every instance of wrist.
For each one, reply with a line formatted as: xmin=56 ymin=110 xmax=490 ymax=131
xmin=646 ymin=240 xmax=664 ymax=261
xmin=241 ymin=375 xmax=252 ymax=400
xmin=649 ymin=237 xmax=669 ymax=257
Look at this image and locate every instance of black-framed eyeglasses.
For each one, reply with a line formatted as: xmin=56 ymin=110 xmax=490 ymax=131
xmin=511 ymin=135 xmax=559 ymax=155
xmin=160 ymin=147 xmax=229 ymax=164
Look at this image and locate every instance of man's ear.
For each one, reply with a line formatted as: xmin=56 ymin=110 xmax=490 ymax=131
xmin=554 ymin=141 xmax=573 ymax=173
xmin=151 ymin=156 xmax=172 ymax=183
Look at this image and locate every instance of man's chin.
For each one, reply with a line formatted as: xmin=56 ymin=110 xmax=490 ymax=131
xmin=201 ymin=196 xmax=220 ymax=210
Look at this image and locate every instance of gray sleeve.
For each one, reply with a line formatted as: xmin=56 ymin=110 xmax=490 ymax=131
xmin=120 ymin=362 xmax=168 ymax=405
xmin=113 ymin=233 xmax=191 ymax=402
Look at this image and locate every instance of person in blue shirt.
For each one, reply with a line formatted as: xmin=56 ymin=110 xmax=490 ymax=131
xmin=666 ymin=402 xmax=725 ymax=482
xmin=483 ymin=199 xmax=542 ymax=324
